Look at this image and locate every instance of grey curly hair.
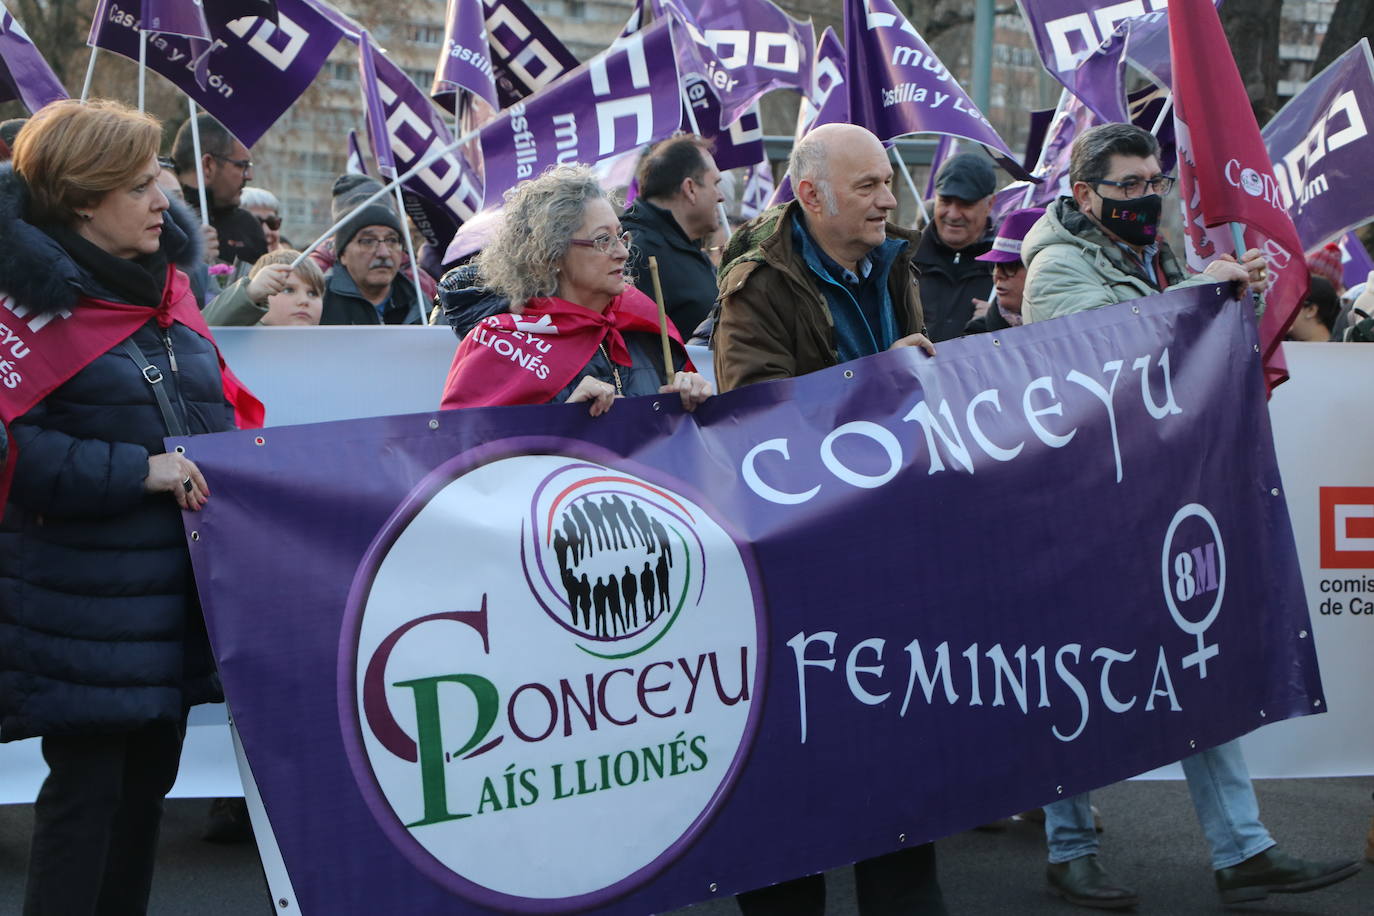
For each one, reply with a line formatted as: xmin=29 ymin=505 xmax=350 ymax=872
xmin=476 ymin=164 xmax=614 ymax=305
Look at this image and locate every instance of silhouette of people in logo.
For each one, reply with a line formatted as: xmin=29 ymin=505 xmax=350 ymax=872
xmin=551 ymin=495 xmax=682 ymax=637
xmin=640 ymin=562 xmax=656 ymax=622
xmin=621 ymin=566 xmax=638 ymax=627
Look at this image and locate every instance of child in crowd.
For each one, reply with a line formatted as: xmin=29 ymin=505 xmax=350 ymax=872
xmin=203 ymin=249 xmax=324 ymax=326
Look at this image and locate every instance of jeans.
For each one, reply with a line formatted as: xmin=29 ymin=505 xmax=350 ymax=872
xmin=1044 ymin=738 xmax=1275 ymax=870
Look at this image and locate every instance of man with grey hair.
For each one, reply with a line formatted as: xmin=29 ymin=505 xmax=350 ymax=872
xmin=714 ymin=123 xmax=944 ymax=915
xmin=1019 ymin=122 xmax=1359 ymax=910
xmin=714 ymin=122 xmax=934 ymax=392
xmin=914 ymin=151 xmax=997 ymax=341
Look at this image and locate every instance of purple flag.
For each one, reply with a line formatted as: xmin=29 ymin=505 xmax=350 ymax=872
xmin=355 ymin=34 xmax=484 ymax=250
xmin=1341 ymin=231 xmax=1374 ymax=290
xmin=684 ymin=74 xmax=764 ymax=170
xmin=924 ymin=134 xmax=959 ymax=199
xmin=1016 ymin=0 xmax=1218 ymax=113
xmin=667 ymin=0 xmax=814 ymax=128
xmin=479 ymin=19 xmax=683 ymax=201
xmin=346 ymin=129 xmax=368 ymax=175
xmin=1021 ymin=106 xmax=1057 ymax=171
xmin=482 ymin=0 xmax=581 ymax=108
xmin=179 ymin=285 xmax=1319 ymax=915
xmin=1263 ymin=39 xmax=1374 ymax=254
xmin=845 ymin=0 xmax=1031 ymax=181
xmin=0 ymin=6 xmax=68 ymax=113
xmin=432 ymin=0 xmax=499 ymax=111
xmin=738 ymin=158 xmax=773 ymax=220
xmin=140 ymin=1 xmax=211 ymax=38
xmin=88 ymin=0 xmax=341 ymax=148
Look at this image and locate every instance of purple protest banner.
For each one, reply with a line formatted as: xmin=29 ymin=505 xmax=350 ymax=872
xmin=738 ymin=158 xmax=773 ymax=219
xmin=682 ymin=74 xmax=764 ymax=170
xmin=355 ymin=33 xmax=484 ymax=250
xmin=482 ymin=0 xmax=581 ymax=108
xmin=1263 ymin=39 xmax=1374 ymax=254
xmin=88 ymin=0 xmax=341 ymax=147
xmin=0 ymin=6 xmax=68 ymax=113
xmin=433 ymin=0 xmax=500 ymax=111
xmin=480 ymin=19 xmax=682 ymax=201
xmin=845 ymin=0 xmax=1031 ymax=181
xmin=1021 ymin=107 xmax=1057 ymax=172
xmin=180 ymin=284 xmax=1319 ymax=914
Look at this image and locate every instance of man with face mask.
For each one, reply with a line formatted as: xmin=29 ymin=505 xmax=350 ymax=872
xmin=1021 ymin=123 xmax=1263 ymax=323
xmin=1016 ymin=122 xmax=1359 ymax=910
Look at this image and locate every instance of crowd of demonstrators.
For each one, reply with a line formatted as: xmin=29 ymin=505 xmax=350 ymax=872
xmin=204 ymin=250 xmax=324 ymax=326
xmin=1015 ymin=121 xmax=1360 ymax=910
xmin=712 ymin=123 xmax=943 ymax=916
xmin=172 ymin=114 xmax=266 ymax=269
xmin=0 ymin=99 xmax=241 ymax=915
xmin=963 ymin=207 xmax=1043 ymax=334
xmin=621 ymin=134 xmax=725 ymax=340
xmin=914 ymin=152 xmax=997 ymax=342
xmin=440 ymin=164 xmax=709 ymax=415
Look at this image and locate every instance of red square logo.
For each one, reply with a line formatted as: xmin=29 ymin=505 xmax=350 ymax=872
xmin=1319 ymin=487 xmax=1374 ymax=569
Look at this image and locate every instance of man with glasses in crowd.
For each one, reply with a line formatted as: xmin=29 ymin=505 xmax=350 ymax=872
xmin=172 ymin=114 xmax=267 ymax=267
xmin=1017 ymin=122 xmax=1359 ymax=910
xmin=320 ymin=197 xmax=420 ymax=325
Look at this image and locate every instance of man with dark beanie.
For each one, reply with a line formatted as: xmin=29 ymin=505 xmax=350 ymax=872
xmin=320 ymin=183 xmax=419 ymax=324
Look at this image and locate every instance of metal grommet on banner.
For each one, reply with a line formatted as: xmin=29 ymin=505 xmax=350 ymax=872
xmin=428 ymin=418 xmax=439 ymax=430
xmin=1253 ymin=344 xmax=1260 ymax=352
xmin=992 ymin=338 xmax=1001 ymax=347
xmin=1190 ymin=739 xmax=1196 ymax=748
xmin=1056 ymin=785 xmax=1063 ymax=795
xmin=898 ymin=833 xmax=906 ymax=843
xmin=1131 ymin=305 xmax=1140 ymax=314
xmin=708 ymin=883 xmax=718 ymax=893
xmin=174 ymin=445 xmax=186 ymax=454
xmin=1299 ymin=630 xmax=1308 ymax=638
xmin=254 ymin=436 xmax=266 ymax=446
xmin=1259 ymin=709 xmax=1266 ymax=718
xmin=843 ymin=369 xmax=854 ymax=379
xmin=653 ymin=401 xmax=662 ymax=412
xmin=190 ymin=531 xmax=200 ymax=542
xmin=278 ymin=898 xmax=290 ymax=909
xmin=1270 ymin=487 xmax=1280 ymax=496
xmin=1314 ymin=699 xmax=1323 ymax=708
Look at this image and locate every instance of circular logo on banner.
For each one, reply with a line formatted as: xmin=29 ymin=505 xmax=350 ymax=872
xmin=341 ymin=448 xmax=764 ymax=911
xmin=1240 ymin=168 xmax=1265 ymax=198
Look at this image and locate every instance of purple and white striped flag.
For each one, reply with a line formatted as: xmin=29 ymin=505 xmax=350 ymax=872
xmin=0 ymin=5 xmax=67 ymax=113
xmin=433 ymin=0 xmax=499 ymax=111
xmin=482 ymin=0 xmax=580 ymax=107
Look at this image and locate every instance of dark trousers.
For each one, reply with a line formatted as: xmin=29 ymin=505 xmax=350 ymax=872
xmin=737 ymin=843 xmax=946 ymax=916
xmin=24 ymin=718 xmax=187 ymax=916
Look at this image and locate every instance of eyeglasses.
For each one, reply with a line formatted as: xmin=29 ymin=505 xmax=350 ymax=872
xmin=212 ymin=153 xmax=253 ymax=171
xmin=568 ymin=230 xmax=631 ymax=255
xmin=353 ymin=235 xmax=402 ymax=250
xmin=1094 ymin=175 xmax=1174 ymax=198
xmin=257 ymin=213 xmax=282 ymax=231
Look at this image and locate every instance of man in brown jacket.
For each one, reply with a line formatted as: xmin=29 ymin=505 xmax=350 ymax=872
xmin=714 ymin=123 xmax=934 ymax=394
xmin=715 ymin=123 xmax=944 ymax=915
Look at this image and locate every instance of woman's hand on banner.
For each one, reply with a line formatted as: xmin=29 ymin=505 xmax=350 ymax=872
xmin=659 ymin=372 xmax=712 ymax=412
xmin=145 ymin=451 xmax=209 ymax=511
xmin=888 ymin=333 xmax=937 ymax=356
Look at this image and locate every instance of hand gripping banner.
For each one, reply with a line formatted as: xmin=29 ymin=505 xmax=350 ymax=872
xmin=178 ymin=284 xmax=1322 ymax=914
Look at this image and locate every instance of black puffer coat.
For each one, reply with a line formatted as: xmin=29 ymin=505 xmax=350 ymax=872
xmin=0 ymin=166 xmax=232 ymax=741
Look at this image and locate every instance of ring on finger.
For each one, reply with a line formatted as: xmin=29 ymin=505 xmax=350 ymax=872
xmin=182 ymin=476 xmax=193 ymax=494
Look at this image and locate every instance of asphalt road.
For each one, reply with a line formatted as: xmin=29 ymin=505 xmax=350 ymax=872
xmin=0 ymin=777 xmax=1369 ymax=914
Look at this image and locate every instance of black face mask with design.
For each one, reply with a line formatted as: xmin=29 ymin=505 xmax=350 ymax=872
xmin=1097 ymin=193 xmax=1162 ymax=247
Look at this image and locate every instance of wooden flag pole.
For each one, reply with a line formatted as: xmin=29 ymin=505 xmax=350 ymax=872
xmin=648 ymin=256 xmax=674 ymax=385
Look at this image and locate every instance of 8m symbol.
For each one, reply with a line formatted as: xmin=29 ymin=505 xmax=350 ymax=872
xmin=1173 ymin=542 xmax=1219 ymax=601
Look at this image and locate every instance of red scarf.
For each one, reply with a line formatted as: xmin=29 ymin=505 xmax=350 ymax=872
xmin=440 ymin=287 xmax=692 ymax=409
xmin=0 ymin=264 xmax=264 ymax=515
